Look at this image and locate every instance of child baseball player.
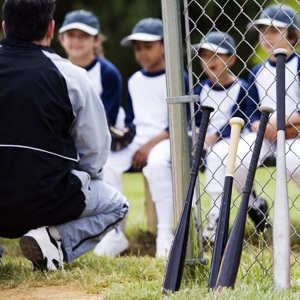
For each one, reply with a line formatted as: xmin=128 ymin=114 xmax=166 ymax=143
xmin=93 ymin=18 xmax=175 ymax=258
xmin=233 ymin=4 xmax=300 ymax=232
xmin=194 ymin=31 xmax=267 ymax=242
xmin=59 ymin=10 xmax=124 ymax=128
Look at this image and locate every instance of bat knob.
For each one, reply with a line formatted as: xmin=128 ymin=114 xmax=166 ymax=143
xmin=274 ymin=48 xmax=288 ymax=58
xmin=229 ymin=117 xmax=245 ymax=128
xmin=259 ymin=105 xmax=274 ymax=114
xmin=200 ymin=105 xmax=214 ymax=113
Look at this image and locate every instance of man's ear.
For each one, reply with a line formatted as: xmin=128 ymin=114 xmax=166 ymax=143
xmin=46 ymin=20 xmax=55 ymax=40
xmin=2 ymin=21 xmax=7 ymax=37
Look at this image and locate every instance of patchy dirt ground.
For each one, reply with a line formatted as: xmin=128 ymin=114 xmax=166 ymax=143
xmin=0 ymin=286 xmax=102 ymax=300
xmin=0 ymin=231 xmax=157 ymax=300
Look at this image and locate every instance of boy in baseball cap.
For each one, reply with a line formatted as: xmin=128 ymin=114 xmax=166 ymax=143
xmin=232 ymin=4 xmax=300 ymax=240
xmin=94 ymin=18 xmax=177 ymax=258
xmin=194 ymin=31 xmax=268 ymax=242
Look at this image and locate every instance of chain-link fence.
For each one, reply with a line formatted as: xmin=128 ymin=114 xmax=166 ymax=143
xmin=167 ymin=0 xmax=300 ymax=281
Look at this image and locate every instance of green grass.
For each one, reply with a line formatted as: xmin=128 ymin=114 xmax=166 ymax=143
xmin=1 ymin=170 xmax=300 ymax=299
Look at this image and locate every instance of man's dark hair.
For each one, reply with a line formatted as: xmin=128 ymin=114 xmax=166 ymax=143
xmin=2 ymin=0 xmax=56 ymax=41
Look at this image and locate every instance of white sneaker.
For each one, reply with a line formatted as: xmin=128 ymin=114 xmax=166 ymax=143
xmin=20 ymin=226 xmax=64 ymax=271
xmin=202 ymin=216 xmax=218 ymax=243
xmin=155 ymin=234 xmax=173 ymax=258
xmin=93 ymin=228 xmax=129 ymax=256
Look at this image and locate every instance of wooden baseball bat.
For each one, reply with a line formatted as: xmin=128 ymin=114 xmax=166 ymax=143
xmin=208 ymin=117 xmax=245 ymax=289
xmin=162 ymin=105 xmax=214 ymax=294
xmin=273 ymin=48 xmax=290 ymax=290
xmin=215 ymin=106 xmax=274 ymax=290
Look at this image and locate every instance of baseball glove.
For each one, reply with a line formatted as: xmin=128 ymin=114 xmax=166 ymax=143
xmin=285 ymin=122 xmax=300 ymax=139
xmin=110 ymin=123 xmax=136 ymax=151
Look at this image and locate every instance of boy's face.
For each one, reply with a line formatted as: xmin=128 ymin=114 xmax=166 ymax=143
xmin=133 ymin=40 xmax=165 ymax=72
xmin=59 ymin=29 xmax=99 ymax=60
xmin=258 ymin=25 xmax=292 ymax=55
xmin=199 ymin=48 xmax=235 ymax=82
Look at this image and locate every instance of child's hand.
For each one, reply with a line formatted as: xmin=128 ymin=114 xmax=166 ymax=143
xmin=132 ymin=143 xmax=152 ymax=170
xmin=204 ymin=133 xmax=219 ymax=151
xmin=264 ymin=122 xmax=277 ymax=141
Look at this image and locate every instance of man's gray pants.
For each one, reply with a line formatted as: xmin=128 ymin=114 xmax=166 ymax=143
xmin=56 ymin=179 xmax=129 ymax=262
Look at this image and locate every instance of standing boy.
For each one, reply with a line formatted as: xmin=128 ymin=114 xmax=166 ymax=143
xmin=233 ymin=4 xmax=300 ymax=230
xmin=0 ymin=0 xmax=129 ymax=271
xmin=94 ymin=18 xmax=174 ymax=258
xmin=194 ymin=31 xmax=266 ymax=242
xmin=59 ymin=9 xmax=124 ymax=128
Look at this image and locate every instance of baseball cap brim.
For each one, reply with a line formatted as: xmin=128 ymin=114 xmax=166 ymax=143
xmin=248 ymin=18 xmax=290 ymax=29
xmin=193 ymin=42 xmax=232 ymax=54
xmin=59 ymin=22 xmax=99 ymax=35
xmin=121 ymin=33 xmax=163 ymax=46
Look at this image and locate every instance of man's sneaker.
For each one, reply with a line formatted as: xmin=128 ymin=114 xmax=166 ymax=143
xmin=155 ymin=234 xmax=173 ymax=258
xmin=202 ymin=216 xmax=218 ymax=243
xmin=20 ymin=226 xmax=64 ymax=271
xmin=248 ymin=197 xmax=270 ymax=233
xmin=93 ymin=227 xmax=129 ymax=256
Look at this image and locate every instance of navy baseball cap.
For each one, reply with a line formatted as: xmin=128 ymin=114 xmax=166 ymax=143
xmin=121 ymin=18 xmax=163 ymax=46
xmin=249 ymin=4 xmax=298 ymax=29
xmin=194 ymin=31 xmax=236 ymax=55
xmin=59 ymin=10 xmax=100 ymax=35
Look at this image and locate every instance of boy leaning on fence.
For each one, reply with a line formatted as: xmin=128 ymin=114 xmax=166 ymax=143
xmin=233 ymin=4 xmax=300 ymax=228
xmin=193 ymin=31 xmax=266 ymax=243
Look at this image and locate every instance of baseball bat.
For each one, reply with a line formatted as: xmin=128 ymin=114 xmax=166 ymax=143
xmin=162 ymin=105 xmax=214 ymax=294
xmin=215 ymin=106 xmax=274 ymax=290
xmin=273 ymin=48 xmax=290 ymax=290
xmin=208 ymin=117 xmax=245 ymax=289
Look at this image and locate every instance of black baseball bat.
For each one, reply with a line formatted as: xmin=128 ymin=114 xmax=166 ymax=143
xmin=215 ymin=106 xmax=273 ymax=290
xmin=208 ymin=117 xmax=245 ymax=289
xmin=273 ymin=48 xmax=290 ymax=290
xmin=162 ymin=105 xmax=214 ymax=294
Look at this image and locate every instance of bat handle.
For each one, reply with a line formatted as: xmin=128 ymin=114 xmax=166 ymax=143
xmin=274 ymin=48 xmax=288 ymax=131
xmin=190 ymin=105 xmax=214 ymax=177
xmin=243 ymin=106 xmax=274 ymax=195
xmin=226 ymin=117 xmax=245 ymax=175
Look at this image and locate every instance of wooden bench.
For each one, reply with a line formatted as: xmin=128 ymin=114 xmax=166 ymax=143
xmin=126 ymin=167 xmax=157 ymax=234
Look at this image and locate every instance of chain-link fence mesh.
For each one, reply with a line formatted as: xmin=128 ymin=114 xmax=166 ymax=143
xmin=180 ymin=0 xmax=300 ymax=280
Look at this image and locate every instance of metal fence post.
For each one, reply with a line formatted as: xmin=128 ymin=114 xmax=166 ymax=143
xmin=161 ymin=0 xmax=196 ymax=258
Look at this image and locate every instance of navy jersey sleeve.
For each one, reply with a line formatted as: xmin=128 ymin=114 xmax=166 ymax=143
xmin=99 ymin=58 xmax=123 ymax=126
xmin=124 ymin=78 xmax=135 ymax=128
xmin=247 ymin=64 xmax=263 ymax=124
